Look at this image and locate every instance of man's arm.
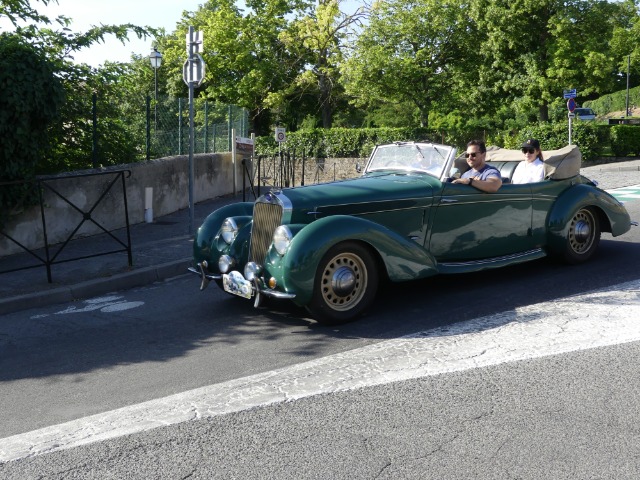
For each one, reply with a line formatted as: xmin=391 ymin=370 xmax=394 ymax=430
xmin=453 ymin=174 xmax=502 ymax=192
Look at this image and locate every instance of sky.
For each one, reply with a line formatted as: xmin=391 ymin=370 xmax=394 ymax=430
xmin=1 ymin=0 xmax=364 ymax=67
xmin=1 ymin=0 xmax=204 ymax=66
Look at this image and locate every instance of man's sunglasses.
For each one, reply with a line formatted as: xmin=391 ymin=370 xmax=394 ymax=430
xmin=522 ymin=147 xmax=536 ymax=154
xmin=465 ymin=152 xmax=480 ymax=158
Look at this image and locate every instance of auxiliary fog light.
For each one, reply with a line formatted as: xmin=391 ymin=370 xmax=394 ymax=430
xmin=218 ymin=255 xmax=234 ymax=274
xmin=244 ymin=262 xmax=262 ymax=282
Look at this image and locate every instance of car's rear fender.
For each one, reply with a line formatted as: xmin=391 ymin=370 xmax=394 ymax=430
xmin=193 ymin=202 xmax=254 ymax=265
xmin=272 ymin=215 xmax=438 ymax=306
xmin=547 ymin=184 xmax=631 ymax=252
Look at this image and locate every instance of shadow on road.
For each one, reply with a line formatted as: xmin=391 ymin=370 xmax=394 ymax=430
xmin=1 ymin=239 xmax=639 ymax=383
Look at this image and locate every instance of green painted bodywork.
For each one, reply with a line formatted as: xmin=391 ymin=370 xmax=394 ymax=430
xmin=193 ymin=202 xmax=253 ymax=268
xmin=192 ymin=170 xmax=631 ymax=306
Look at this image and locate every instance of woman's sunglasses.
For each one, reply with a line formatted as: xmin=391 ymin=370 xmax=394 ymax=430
xmin=522 ymin=147 xmax=536 ymax=154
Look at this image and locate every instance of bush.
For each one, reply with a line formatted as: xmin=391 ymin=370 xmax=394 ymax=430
xmin=584 ymin=86 xmax=640 ymax=116
xmin=500 ymin=121 xmax=604 ymax=161
xmin=255 ymin=126 xmax=494 ymax=158
xmin=0 ymin=33 xmax=64 ymax=228
xmin=610 ymin=125 xmax=640 ymax=156
xmin=255 ymin=127 xmax=433 ymax=158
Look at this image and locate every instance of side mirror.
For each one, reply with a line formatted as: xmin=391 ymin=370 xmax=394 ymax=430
xmin=355 ymin=163 xmax=362 ymax=173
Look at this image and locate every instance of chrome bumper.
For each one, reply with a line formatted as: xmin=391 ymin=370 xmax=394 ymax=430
xmin=187 ymin=263 xmax=221 ymax=291
xmin=188 ymin=263 xmax=296 ymax=299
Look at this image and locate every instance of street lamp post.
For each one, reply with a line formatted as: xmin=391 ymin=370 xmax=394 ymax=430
xmin=149 ymin=47 xmax=163 ymax=131
xmin=626 ymin=55 xmax=631 ymax=118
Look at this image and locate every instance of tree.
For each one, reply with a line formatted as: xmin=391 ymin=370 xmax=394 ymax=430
xmin=273 ymin=0 xmax=366 ymax=128
xmin=609 ymin=0 xmax=640 ymax=94
xmin=341 ymin=0 xmax=475 ymax=128
xmin=471 ymin=0 xmax=626 ymax=122
xmin=162 ymin=0 xmax=308 ymax=135
xmin=0 ymin=0 xmax=54 ymax=25
xmin=0 ymin=33 xmax=64 ymax=178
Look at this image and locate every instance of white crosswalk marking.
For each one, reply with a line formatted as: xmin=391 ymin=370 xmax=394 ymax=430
xmin=608 ymin=184 xmax=640 ymax=202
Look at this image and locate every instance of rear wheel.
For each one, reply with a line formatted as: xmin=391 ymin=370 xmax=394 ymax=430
xmin=306 ymin=242 xmax=379 ymax=325
xmin=562 ymin=207 xmax=601 ymax=264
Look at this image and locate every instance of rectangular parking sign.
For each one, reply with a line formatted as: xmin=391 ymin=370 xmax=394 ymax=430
xmin=563 ymin=89 xmax=577 ymax=99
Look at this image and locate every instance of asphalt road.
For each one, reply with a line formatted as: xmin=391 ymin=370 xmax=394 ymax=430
xmin=1 ymin=199 xmax=639 ymax=478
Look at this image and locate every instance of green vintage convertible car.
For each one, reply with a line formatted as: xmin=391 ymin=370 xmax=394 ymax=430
xmin=189 ymin=141 xmax=632 ymax=324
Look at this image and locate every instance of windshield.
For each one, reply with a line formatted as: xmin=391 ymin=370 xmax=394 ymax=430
xmin=365 ymin=142 xmax=454 ymax=179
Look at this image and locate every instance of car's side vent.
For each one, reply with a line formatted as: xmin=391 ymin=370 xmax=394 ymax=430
xmin=250 ymin=202 xmax=283 ymax=262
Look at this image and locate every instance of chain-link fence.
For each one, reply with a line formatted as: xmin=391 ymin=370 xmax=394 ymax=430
xmin=148 ymin=97 xmax=249 ymax=159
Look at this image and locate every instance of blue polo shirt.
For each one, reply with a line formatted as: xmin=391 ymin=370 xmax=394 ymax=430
xmin=461 ymin=164 xmax=500 ymax=181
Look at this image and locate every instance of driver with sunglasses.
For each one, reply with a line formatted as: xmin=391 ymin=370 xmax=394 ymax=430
xmin=453 ymin=139 xmax=502 ymax=193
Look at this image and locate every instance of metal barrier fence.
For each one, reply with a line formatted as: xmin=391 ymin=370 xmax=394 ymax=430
xmin=0 ymin=171 xmax=132 ymax=283
xmin=242 ymin=152 xmax=363 ymax=200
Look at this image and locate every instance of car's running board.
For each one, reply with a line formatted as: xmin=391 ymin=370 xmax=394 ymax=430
xmin=437 ymin=248 xmax=546 ymax=274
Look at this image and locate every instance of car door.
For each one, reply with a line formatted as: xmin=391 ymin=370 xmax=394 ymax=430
xmin=427 ymin=182 xmax=535 ymax=262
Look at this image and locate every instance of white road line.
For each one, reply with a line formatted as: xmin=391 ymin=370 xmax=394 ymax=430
xmin=2 ymin=279 xmax=640 ymax=463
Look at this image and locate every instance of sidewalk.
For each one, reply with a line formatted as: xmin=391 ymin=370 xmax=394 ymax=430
xmin=0 ymin=193 xmax=246 ymax=316
xmin=1 ymin=160 xmax=640 ymax=317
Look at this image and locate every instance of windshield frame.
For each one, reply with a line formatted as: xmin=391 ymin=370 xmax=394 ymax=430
xmin=363 ymin=142 xmax=458 ymax=181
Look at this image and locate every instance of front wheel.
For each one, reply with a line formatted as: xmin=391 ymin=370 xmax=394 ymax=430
xmin=306 ymin=242 xmax=379 ymax=325
xmin=561 ymin=207 xmax=601 ymax=264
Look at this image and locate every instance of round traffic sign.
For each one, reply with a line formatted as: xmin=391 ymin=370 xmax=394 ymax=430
xmin=567 ymin=97 xmax=576 ymax=112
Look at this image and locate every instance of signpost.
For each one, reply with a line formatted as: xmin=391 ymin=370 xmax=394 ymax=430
xmin=184 ymin=26 xmax=205 ymax=234
xmin=565 ymin=89 xmax=578 ymax=145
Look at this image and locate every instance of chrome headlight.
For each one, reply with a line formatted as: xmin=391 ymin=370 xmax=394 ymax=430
xmin=244 ymin=262 xmax=262 ymax=282
xmin=273 ymin=225 xmax=292 ymax=256
xmin=218 ymin=255 xmax=234 ymax=273
xmin=220 ymin=218 xmax=238 ymax=244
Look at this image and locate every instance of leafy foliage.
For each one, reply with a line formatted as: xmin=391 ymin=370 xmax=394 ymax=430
xmin=257 ymin=127 xmax=439 ymax=158
xmin=584 ymin=85 xmax=640 ymax=115
xmin=0 ymin=32 xmax=64 ymax=228
xmin=0 ymin=33 xmax=64 ymax=179
xmin=341 ymin=0 xmax=474 ymax=128
xmin=610 ymin=125 xmax=640 ymax=156
xmin=501 ymin=122 xmax=606 ymax=161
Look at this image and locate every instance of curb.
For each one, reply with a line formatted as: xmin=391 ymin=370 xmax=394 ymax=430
xmin=0 ymin=258 xmax=191 ymax=317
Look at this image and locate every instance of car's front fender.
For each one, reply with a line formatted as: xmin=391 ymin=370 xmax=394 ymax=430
xmin=547 ymin=184 xmax=631 ymax=253
xmin=193 ymin=202 xmax=254 ymax=265
xmin=270 ymin=215 xmax=438 ymax=306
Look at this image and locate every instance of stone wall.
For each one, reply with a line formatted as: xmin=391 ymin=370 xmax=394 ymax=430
xmin=0 ymin=152 xmax=246 ymax=257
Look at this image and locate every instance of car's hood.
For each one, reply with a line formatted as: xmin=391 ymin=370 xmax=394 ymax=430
xmin=266 ymin=172 xmax=440 ymax=224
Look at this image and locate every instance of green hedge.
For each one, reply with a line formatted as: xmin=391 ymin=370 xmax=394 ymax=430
xmin=610 ymin=125 xmax=640 ymax=156
xmin=584 ymin=86 xmax=640 ymax=116
xmin=255 ymin=127 xmax=433 ymax=158
xmin=254 ymin=122 xmax=625 ymax=163
xmin=253 ymin=126 xmax=496 ymax=158
xmin=500 ymin=122 xmax=607 ymax=161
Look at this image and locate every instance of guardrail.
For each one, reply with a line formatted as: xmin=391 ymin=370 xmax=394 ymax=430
xmin=0 ymin=170 xmax=132 ymax=283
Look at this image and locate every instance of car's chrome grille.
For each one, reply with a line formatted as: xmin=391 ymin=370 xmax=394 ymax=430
xmin=250 ymin=202 xmax=283 ymax=262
